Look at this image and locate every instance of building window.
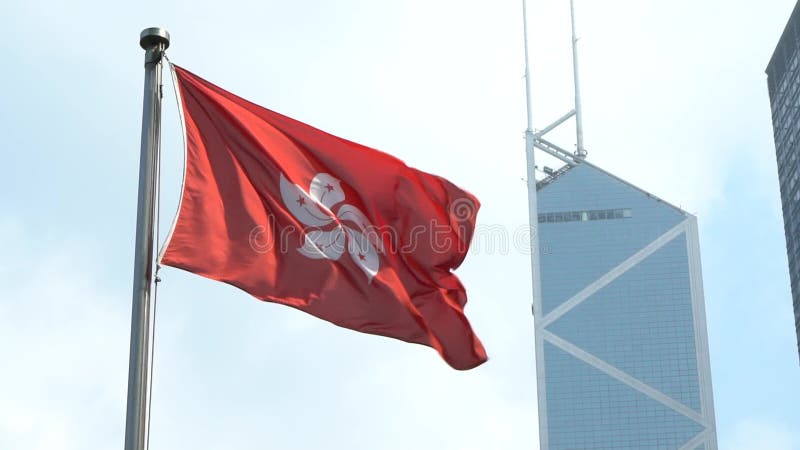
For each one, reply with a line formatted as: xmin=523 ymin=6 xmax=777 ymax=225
xmin=539 ymin=208 xmax=632 ymax=224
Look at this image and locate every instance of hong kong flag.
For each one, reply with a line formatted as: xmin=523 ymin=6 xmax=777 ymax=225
xmin=160 ymin=65 xmax=487 ymax=370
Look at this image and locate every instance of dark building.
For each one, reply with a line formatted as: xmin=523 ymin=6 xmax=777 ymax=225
xmin=766 ymin=0 xmax=800 ymax=363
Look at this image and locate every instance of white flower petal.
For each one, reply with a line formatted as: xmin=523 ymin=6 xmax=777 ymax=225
xmin=297 ymin=228 xmax=345 ymax=260
xmin=344 ymin=225 xmax=380 ymax=282
xmin=280 ymin=173 xmax=334 ymax=227
xmin=310 ymin=173 xmax=345 ymax=210
xmin=338 ymin=204 xmax=385 ymax=253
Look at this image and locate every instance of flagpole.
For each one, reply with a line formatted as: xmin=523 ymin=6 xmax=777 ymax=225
xmin=125 ymin=27 xmax=169 ymax=450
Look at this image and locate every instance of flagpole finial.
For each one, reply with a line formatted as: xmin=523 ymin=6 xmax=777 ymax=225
xmin=140 ymin=27 xmax=170 ymax=50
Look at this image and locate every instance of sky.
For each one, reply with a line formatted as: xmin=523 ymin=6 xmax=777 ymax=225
xmin=1 ymin=0 xmax=799 ymax=449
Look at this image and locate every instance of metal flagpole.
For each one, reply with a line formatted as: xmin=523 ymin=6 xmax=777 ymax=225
xmin=125 ymin=27 xmax=170 ymax=450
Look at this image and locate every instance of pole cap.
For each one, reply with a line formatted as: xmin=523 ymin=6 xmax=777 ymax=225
xmin=140 ymin=27 xmax=170 ymax=50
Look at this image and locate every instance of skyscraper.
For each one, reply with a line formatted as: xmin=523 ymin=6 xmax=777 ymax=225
xmin=534 ymin=161 xmax=718 ymax=450
xmin=766 ymin=0 xmax=800 ymax=363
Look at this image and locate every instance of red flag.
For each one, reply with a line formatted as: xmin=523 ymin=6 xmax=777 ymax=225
xmin=160 ymin=65 xmax=487 ymax=370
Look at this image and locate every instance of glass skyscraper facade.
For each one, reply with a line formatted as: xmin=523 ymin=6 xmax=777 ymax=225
xmin=534 ymin=163 xmax=718 ymax=450
xmin=766 ymin=0 xmax=800 ymax=363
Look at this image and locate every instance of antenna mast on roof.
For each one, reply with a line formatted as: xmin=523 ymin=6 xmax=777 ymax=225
xmin=570 ymin=0 xmax=587 ymax=158
xmin=529 ymin=0 xmax=588 ymax=165
xmin=522 ymin=2 xmax=587 ymax=446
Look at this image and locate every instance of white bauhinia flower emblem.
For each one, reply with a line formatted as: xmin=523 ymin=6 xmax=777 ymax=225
xmin=280 ymin=172 xmax=382 ymax=282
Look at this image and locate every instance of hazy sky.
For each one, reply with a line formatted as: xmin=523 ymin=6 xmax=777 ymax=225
xmin=1 ymin=0 xmax=799 ymax=449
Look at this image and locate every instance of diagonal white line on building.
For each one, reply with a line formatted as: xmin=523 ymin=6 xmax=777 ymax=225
xmin=541 ymin=220 xmax=689 ymax=328
xmin=685 ymin=215 xmax=718 ymax=449
xmin=677 ymin=429 xmax=710 ymax=450
xmin=542 ymin=329 xmax=710 ymax=427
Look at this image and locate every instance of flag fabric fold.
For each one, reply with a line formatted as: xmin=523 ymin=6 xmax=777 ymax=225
xmin=160 ymin=65 xmax=487 ymax=370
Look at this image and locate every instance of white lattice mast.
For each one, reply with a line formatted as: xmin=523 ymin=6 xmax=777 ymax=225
xmin=522 ymin=0 xmax=543 ymax=318
xmin=521 ymin=1 xmax=549 ymax=446
xmin=570 ymin=0 xmax=587 ymax=158
xmin=527 ymin=0 xmax=588 ymax=165
xmin=522 ymin=0 xmax=589 ymax=312
xmin=523 ymin=1 xmax=587 ymax=448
